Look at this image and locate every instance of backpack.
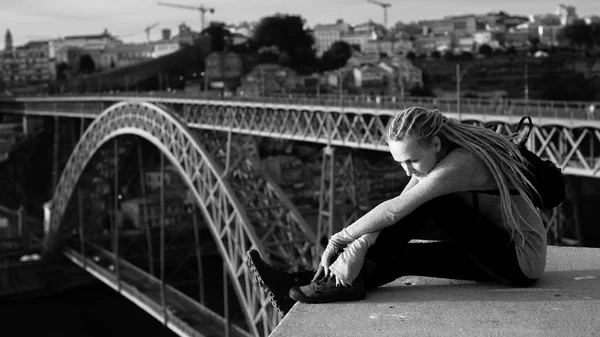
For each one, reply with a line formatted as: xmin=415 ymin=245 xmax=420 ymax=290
xmin=511 ymin=116 xmax=566 ymax=209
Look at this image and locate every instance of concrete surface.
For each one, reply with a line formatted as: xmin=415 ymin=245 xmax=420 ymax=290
xmin=271 ymin=246 xmax=600 ymax=337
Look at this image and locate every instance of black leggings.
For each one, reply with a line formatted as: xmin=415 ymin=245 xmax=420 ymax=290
xmin=363 ymin=194 xmax=538 ymax=290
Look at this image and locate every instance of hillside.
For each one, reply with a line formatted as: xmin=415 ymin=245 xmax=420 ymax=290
xmin=414 ymin=56 xmax=600 ymax=101
xmin=67 ymin=38 xmax=212 ymax=93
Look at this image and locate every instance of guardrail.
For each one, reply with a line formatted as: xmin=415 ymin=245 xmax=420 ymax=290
xmin=3 ymin=91 xmax=599 ymax=121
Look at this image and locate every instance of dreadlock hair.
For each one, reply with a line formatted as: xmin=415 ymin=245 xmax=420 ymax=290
xmin=387 ymin=107 xmax=541 ymax=243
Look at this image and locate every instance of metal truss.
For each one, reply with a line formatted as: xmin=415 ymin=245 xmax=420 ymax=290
xmin=315 ymin=146 xmax=366 ymax=264
xmin=0 ymin=96 xmax=598 ymax=324
xmin=43 ymin=101 xmax=288 ymax=337
xmin=193 ymin=130 xmax=316 ymax=269
xmin=2 ymin=97 xmax=600 ymax=177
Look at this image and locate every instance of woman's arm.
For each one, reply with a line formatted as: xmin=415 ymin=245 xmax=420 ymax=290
xmin=401 ymin=175 xmax=419 ymax=195
xmin=342 ymin=148 xmax=488 ymax=239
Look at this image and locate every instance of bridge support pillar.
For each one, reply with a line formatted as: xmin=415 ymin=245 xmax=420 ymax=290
xmin=52 ymin=116 xmax=59 ymax=191
xmin=159 ymin=152 xmax=168 ymax=326
xmin=112 ymin=139 xmax=121 ymax=289
xmin=315 ymin=146 xmax=364 ymax=265
xmin=21 ymin=115 xmax=40 ymax=135
xmin=191 ymin=208 xmax=205 ymax=304
xmin=137 ymin=139 xmax=155 ymax=276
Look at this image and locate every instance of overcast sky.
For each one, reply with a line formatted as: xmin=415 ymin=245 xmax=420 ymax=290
xmin=1 ymin=0 xmax=599 ymax=47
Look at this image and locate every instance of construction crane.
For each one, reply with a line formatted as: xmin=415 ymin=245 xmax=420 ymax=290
xmin=367 ymin=0 xmax=392 ymax=27
xmin=157 ymin=2 xmax=215 ymax=31
xmin=144 ymin=22 xmax=160 ymax=42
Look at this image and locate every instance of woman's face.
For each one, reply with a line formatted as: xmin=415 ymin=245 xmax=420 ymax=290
xmin=388 ymin=135 xmax=441 ymax=180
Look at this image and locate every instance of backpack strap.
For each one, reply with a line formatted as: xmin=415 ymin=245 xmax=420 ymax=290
xmin=515 ymin=116 xmax=532 ymax=147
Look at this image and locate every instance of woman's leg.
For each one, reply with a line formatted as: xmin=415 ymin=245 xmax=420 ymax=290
xmin=363 ymin=194 xmax=534 ymax=290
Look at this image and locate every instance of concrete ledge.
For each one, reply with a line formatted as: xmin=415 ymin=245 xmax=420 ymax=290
xmin=271 ymin=246 xmax=600 ymax=337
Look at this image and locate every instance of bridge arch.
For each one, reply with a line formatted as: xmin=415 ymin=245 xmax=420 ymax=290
xmin=46 ymin=101 xmax=284 ymax=336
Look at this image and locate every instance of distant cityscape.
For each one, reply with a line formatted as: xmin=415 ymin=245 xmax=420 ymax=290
xmin=0 ymin=3 xmax=599 ymax=99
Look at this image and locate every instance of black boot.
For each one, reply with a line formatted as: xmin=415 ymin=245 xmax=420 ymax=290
xmin=289 ymin=275 xmax=366 ymax=304
xmin=246 ymin=249 xmax=314 ymax=316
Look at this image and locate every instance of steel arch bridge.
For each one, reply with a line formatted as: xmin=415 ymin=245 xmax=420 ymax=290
xmin=44 ymin=101 xmax=316 ymax=337
xmin=2 ymin=94 xmax=600 ymax=335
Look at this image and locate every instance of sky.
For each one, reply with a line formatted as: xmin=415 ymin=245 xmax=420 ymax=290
xmin=1 ymin=0 xmax=599 ymax=48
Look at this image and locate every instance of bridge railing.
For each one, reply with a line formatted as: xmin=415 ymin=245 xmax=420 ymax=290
xmin=8 ymin=91 xmax=599 ymax=121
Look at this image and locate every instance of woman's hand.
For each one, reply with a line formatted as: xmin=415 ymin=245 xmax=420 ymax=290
xmin=311 ymin=228 xmax=358 ymax=283
xmin=311 ymin=240 xmax=344 ymax=282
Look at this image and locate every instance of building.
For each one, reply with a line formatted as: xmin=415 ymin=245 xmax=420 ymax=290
xmin=230 ymin=33 xmax=250 ymax=46
xmin=504 ymin=28 xmax=533 ymax=48
xmin=53 ymin=29 xmax=122 ymax=52
xmin=119 ymin=165 xmax=194 ymax=229
xmin=352 ymin=64 xmax=387 ymax=89
xmin=119 ymin=190 xmax=191 ymax=229
xmin=4 ymin=30 xmax=13 ymax=52
xmin=237 ymin=63 xmax=297 ymax=96
xmin=152 ymin=41 xmax=180 ymax=58
xmin=413 ymin=34 xmax=453 ymax=54
xmin=473 ymin=31 xmax=494 ymax=46
xmin=390 ymin=56 xmax=423 ymax=89
xmin=171 ymin=23 xmax=200 ymax=46
xmin=91 ymin=41 xmax=180 ymax=71
xmin=420 ymin=15 xmax=485 ymax=37
xmin=341 ymin=30 xmax=372 ymax=53
xmin=0 ymin=40 xmax=55 ymax=89
xmin=556 ymin=4 xmax=578 ymax=25
xmin=447 ymin=15 xmax=481 ymax=36
xmin=313 ymin=19 xmax=352 ymax=56
xmin=261 ymin=155 xmax=305 ymax=188
xmin=537 ymin=25 xmax=562 ymax=46
xmin=456 ymin=36 xmax=476 ymax=52
xmin=582 ymin=15 xmax=600 ymax=24
xmin=0 ymin=122 xmax=22 ymax=163
xmin=225 ymin=21 xmax=258 ymax=38
xmin=204 ymin=51 xmax=245 ymax=93
xmin=363 ymin=39 xmax=414 ymax=56
xmin=346 ymin=52 xmax=380 ymax=67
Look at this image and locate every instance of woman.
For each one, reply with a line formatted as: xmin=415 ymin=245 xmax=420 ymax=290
xmin=247 ymin=107 xmax=547 ymax=315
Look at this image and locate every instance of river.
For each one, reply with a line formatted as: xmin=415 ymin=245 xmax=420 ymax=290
xmin=1 ymin=282 xmax=179 ymax=337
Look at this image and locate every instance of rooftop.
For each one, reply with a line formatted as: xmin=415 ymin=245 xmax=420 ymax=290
xmin=272 ymin=246 xmax=600 ymax=337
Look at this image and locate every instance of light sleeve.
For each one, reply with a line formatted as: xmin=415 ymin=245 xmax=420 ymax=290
xmin=342 ymin=148 xmax=488 ymax=239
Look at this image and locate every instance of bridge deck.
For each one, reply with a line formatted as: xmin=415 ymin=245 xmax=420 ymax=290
xmin=271 ymin=246 xmax=600 ymax=337
xmin=64 ymin=242 xmax=251 ymax=337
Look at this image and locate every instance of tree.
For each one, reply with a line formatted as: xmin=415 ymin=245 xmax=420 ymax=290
xmin=459 ymin=51 xmax=474 ymax=61
xmin=529 ymin=36 xmax=541 ymax=46
xmin=406 ymin=51 xmax=417 ymax=60
xmin=430 ymin=50 xmax=441 ymax=59
xmin=79 ymin=54 xmax=96 ymax=74
xmin=320 ymin=41 xmax=352 ymax=72
xmin=443 ymin=50 xmax=456 ymax=61
xmin=253 ymin=14 xmax=317 ymax=72
xmin=591 ymin=22 xmax=600 ymax=51
xmin=56 ymin=62 xmax=70 ymax=81
xmin=201 ymin=22 xmax=232 ymax=52
xmin=506 ymin=46 xmax=517 ymax=55
xmin=392 ymin=21 xmax=422 ymax=37
xmin=478 ymin=44 xmax=493 ymax=58
xmin=558 ymin=19 xmax=592 ymax=50
xmin=278 ymin=52 xmax=292 ymax=67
